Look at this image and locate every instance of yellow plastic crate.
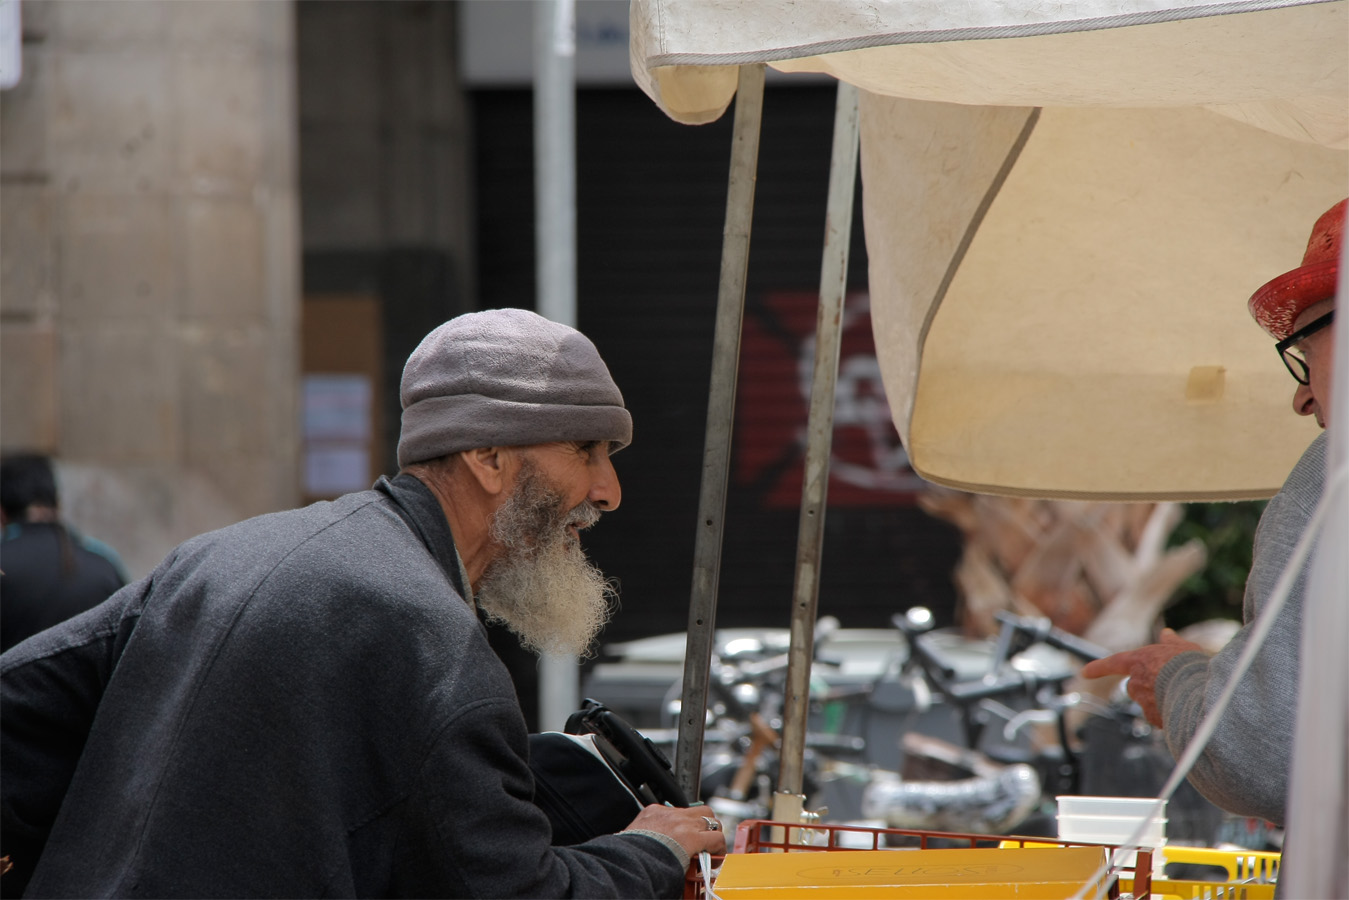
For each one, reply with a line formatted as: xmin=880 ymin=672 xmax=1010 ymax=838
xmin=1126 ymin=846 xmax=1281 ymax=900
xmin=710 ymin=846 xmax=1114 ymax=899
xmin=1144 ymin=879 xmax=1274 ymax=900
xmin=993 ymin=841 xmax=1280 ymax=900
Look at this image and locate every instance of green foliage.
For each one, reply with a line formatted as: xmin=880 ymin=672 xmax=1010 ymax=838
xmin=1165 ymin=501 xmax=1266 ymax=630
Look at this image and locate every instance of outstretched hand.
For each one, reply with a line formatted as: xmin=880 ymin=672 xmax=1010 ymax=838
xmin=1080 ymin=629 xmax=1206 ymax=727
xmin=624 ymin=804 xmax=726 ymax=858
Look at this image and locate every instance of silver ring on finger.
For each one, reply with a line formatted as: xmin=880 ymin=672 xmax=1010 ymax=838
xmin=701 ymin=816 xmax=721 ymax=831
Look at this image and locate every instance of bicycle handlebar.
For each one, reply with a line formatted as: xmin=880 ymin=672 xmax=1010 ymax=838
xmin=993 ymin=610 xmax=1107 ymax=663
xmin=943 ymin=669 xmax=1046 ymax=705
xmin=891 ymin=608 xmax=1102 ymax=709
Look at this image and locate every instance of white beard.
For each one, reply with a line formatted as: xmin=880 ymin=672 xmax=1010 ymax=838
xmin=475 ymin=459 xmax=616 ymax=658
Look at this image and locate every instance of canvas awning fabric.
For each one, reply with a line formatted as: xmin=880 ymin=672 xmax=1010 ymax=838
xmin=631 ymin=0 xmax=1349 ymax=500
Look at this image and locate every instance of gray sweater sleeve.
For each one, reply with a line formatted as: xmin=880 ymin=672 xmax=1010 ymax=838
xmin=1154 ymin=433 xmax=1325 ymax=826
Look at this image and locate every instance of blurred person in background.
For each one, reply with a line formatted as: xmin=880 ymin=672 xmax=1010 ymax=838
xmin=1084 ymin=198 xmax=1343 ymax=832
xmin=1 ymin=454 xmax=127 ymax=653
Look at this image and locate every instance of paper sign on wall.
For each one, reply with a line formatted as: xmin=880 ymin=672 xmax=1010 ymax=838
xmin=303 ymin=374 xmax=372 ymax=496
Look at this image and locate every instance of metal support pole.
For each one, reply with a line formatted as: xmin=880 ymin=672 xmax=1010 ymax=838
xmin=774 ymin=81 xmax=860 ymax=803
xmin=675 ymin=64 xmax=765 ymax=801
xmin=534 ymin=0 xmax=579 ymax=731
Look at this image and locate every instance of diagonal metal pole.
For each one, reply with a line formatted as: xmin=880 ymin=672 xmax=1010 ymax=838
xmin=774 ymin=81 xmax=861 ymax=808
xmin=675 ymin=64 xmax=765 ymax=801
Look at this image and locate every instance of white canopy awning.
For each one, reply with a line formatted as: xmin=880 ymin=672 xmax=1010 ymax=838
xmin=632 ymin=4 xmax=1349 ymax=894
xmin=631 ymin=0 xmax=1348 ymax=500
xmin=632 ymin=0 xmax=1346 ymax=145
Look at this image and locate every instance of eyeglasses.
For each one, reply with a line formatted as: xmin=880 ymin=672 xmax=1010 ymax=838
xmin=1275 ymin=310 xmax=1335 ymax=385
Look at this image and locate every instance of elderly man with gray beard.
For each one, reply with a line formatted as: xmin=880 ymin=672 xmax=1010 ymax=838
xmin=0 ymin=309 xmax=723 ymax=899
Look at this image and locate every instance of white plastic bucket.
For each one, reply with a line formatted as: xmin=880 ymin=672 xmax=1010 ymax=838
xmin=1056 ymin=795 xmax=1168 ymax=821
xmin=1056 ymin=795 xmax=1168 ymax=873
xmin=1057 ymin=814 xmax=1168 ymax=846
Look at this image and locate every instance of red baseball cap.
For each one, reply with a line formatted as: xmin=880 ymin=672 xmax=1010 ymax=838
xmin=1248 ymin=198 xmax=1346 ymax=340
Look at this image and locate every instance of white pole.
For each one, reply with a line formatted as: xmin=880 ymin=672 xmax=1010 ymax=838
xmin=0 ymin=0 xmax=22 ymax=90
xmin=534 ymin=0 xmax=579 ymax=731
xmin=1283 ymin=205 xmax=1349 ymax=898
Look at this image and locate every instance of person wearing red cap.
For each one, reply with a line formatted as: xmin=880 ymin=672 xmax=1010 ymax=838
xmin=1083 ymin=198 xmax=1343 ymax=833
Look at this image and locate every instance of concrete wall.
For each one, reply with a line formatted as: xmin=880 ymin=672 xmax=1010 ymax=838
xmin=297 ymin=0 xmax=474 ymax=477
xmin=0 ymin=0 xmax=300 ymax=578
xmin=298 ymin=0 xmax=471 ymax=272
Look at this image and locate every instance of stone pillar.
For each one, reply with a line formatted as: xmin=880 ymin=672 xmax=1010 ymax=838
xmin=0 ymin=0 xmax=300 ymax=577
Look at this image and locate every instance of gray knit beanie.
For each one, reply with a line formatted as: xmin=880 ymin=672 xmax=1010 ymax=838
xmin=397 ymin=308 xmax=632 ymax=467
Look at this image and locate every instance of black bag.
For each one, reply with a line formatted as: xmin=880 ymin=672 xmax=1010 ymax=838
xmin=529 ymin=698 xmax=688 ymax=845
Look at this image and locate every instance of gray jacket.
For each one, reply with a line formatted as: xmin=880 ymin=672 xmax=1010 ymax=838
xmin=1155 ymin=432 xmax=1327 ymax=826
xmin=1 ymin=474 xmax=684 ymax=898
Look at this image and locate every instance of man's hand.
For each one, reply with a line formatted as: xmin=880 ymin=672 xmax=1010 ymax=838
xmin=1080 ymin=629 xmax=1206 ymax=727
xmin=624 ymin=804 xmax=727 ymax=858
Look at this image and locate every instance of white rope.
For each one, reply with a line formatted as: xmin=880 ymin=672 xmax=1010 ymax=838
xmin=697 ymin=850 xmax=724 ymax=900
